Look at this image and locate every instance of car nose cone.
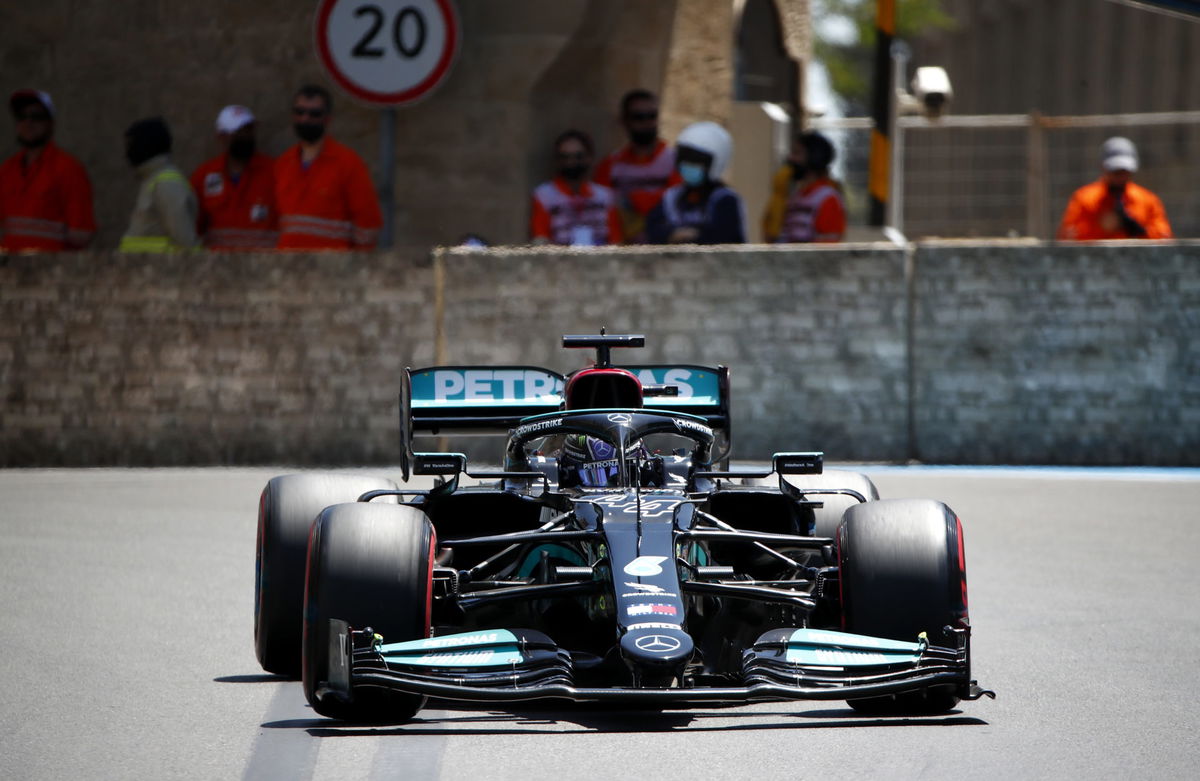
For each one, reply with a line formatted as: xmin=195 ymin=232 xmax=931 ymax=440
xmin=620 ymin=628 xmax=694 ymax=667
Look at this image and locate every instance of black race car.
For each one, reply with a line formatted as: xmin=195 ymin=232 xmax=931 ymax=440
xmin=254 ymin=333 xmax=992 ymax=722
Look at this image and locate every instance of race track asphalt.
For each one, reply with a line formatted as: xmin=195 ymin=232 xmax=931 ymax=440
xmin=1 ymin=466 xmax=1198 ymax=780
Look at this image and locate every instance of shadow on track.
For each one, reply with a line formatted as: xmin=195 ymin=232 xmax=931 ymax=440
xmin=214 ymin=673 xmax=292 ymax=684
xmin=261 ymin=702 xmax=987 ymax=737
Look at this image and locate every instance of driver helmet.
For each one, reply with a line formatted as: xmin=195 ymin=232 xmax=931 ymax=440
xmin=562 ymin=434 xmax=625 ymax=487
xmin=560 ymin=368 xmax=644 ymax=487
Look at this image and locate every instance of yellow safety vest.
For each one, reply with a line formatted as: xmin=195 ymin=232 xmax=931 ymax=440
xmin=118 ymin=169 xmax=191 ymax=252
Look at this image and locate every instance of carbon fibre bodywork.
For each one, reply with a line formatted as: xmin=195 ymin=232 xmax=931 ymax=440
xmin=289 ymin=335 xmax=993 ymax=719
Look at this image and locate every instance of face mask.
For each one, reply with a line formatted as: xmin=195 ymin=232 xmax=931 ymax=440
xmin=630 ymin=128 xmax=657 ymax=146
xmin=229 ymin=137 xmax=256 ymax=161
xmin=17 ymin=131 xmax=50 ymax=149
xmin=560 ymin=164 xmax=587 ymax=181
xmin=791 ymin=162 xmax=808 ymax=180
xmin=294 ymin=123 xmax=325 ymax=144
xmin=678 ymin=161 xmax=707 ymax=187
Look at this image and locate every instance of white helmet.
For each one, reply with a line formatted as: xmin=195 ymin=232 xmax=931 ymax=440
xmin=676 ymin=121 xmax=733 ymax=178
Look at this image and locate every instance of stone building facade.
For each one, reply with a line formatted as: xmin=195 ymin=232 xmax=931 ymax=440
xmin=0 ymin=1 xmax=810 ymax=250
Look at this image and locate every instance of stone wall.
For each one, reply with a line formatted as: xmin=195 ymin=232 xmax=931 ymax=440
xmin=4 ymin=241 xmax=1197 ymax=467
xmin=1 ymin=251 xmax=435 ymax=465
xmin=911 ymin=241 xmax=1200 ymax=464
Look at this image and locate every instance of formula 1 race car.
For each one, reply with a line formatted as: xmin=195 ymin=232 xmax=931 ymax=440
xmin=254 ymin=333 xmax=992 ymax=722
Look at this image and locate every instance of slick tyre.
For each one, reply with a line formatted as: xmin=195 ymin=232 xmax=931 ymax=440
xmin=303 ymin=502 xmax=434 ymax=723
xmin=838 ymin=498 xmax=968 ymax=715
xmin=793 ymin=470 xmax=880 ymax=539
xmin=255 ymin=473 xmax=398 ymax=677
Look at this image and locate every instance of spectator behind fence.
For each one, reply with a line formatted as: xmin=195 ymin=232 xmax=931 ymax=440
xmin=762 ymin=130 xmax=845 ymax=243
xmin=1058 ymin=137 xmax=1172 ymax=241
xmin=593 ymin=89 xmax=681 ymax=243
xmin=275 ymin=85 xmax=381 ymax=250
xmin=0 ymin=89 xmax=95 ymax=252
xmin=119 ymin=117 xmax=198 ymax=252
xmin=530 ymin=129 xmax=622 ymax=246
xmin=190 ymin=105 xmax=278 ymax=250
xmin=645 ymin=121 xmax=745 ymax=245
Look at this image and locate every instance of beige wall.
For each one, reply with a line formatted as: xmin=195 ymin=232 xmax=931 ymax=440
xmin=1 ymin=1 xmax=811 ymax=250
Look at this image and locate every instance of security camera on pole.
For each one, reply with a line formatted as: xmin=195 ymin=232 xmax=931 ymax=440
xmin=314 ymin=0 xmax=461 ymax=247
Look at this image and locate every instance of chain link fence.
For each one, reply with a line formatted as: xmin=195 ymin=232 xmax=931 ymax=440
xmin=811 ymin=112 xmax=1200 ymax=239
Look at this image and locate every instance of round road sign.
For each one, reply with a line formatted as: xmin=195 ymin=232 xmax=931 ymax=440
xmin=315 ymin=0 xmax=460 ymax=106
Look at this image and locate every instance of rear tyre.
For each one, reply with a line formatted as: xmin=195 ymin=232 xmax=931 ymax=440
xmin=303 ymin=502 xmax=434 ymax=723
xmin=255 ymin=473 xmax=398 ymax=676
xmin=838 ymin=498 xmax=968 ymax=715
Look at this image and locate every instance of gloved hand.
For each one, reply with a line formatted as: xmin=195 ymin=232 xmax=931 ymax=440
xmin=1113 ymin=199 xmax=1147 ymax=237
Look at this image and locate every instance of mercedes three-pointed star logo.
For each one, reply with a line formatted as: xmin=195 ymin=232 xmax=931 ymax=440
xmin=634 ymin=634 xmax=682 ymax=653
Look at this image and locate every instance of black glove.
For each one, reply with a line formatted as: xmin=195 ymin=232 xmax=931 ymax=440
xmin=1113 ymin=199 xmax=1147 ymax=237
xmin=1108 ymin=184 xmax=1147 ymax=237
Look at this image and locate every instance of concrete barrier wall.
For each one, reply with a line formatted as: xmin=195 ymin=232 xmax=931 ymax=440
xmin=3 ymin=242 xmax=1197 ymax=466
xmin=1 ymin=252 xmax=435 ymax=465
xmin=911 ymin=242 xmax=1200 ymax=464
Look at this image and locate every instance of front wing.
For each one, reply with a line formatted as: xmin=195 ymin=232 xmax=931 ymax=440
xmin=316 ymin=621 xmax=994 ymax=707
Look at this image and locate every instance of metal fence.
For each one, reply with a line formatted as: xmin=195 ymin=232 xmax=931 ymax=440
xmin=810 ymin=111 xmax=1200 ymax=240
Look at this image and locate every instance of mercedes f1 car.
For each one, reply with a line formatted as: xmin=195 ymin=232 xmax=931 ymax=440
xmin=254 ymin=333 xmax=992 ymax=722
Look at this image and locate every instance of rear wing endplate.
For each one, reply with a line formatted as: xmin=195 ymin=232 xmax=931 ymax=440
xmin=399 ymin=364 xmax=730 ymax=479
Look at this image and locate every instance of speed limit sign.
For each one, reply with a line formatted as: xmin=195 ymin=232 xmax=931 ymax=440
xmin=315 ymin=0 xmax=460 ymax=106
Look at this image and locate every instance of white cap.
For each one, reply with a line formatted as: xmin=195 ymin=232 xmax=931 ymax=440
xmin=10 ymin=89 xmax=55 ymax=118
xmin=215 ymin=105 xmax=255 ymax=134
xmin=676 ymin=121 xmax=733 ymax=178
xmin=1101 ymin=136 xmax=1138 ymax=173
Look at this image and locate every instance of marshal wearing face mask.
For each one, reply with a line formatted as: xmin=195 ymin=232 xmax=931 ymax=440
xmin=762 ymin=130 xmax=846 ymax=244
xmin=644 ymin=121 xmax=746 ymax=245
xmin=274 ymin=84 xmax=383 ymax=250
xmin=529 ymin=129 xmax=623 ymax=246
xmin=119 ymin=116 xmax=199 ymax=252
xmin=188 ymin=105 xmax=279 ymax=250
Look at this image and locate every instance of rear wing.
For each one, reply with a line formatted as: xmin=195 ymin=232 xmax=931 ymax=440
xmin=399 ymin=364 xmax=731 ymax=479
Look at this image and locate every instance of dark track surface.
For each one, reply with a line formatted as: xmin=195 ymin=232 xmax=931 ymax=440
xmin=2 ymin=467 xmax=1197 ymax=780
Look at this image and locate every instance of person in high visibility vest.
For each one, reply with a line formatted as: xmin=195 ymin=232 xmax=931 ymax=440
xmin=119 ymin=117 xmax=198 ymax=252
xmin=529 ymin=129 xmax=622 ymax=246
xmin=1058 ymin=137 xmax=1172 ymax=241
xmin=762 ymin=130 xmax=846 ymax=244
xmin=274 ymin=85 xmax=382 ymax=250
xmin=645 ymin=121 xmax=745 ymax=245
xmin=190 ymin=105 xmax=278 ymax=250
xmin=0 ymin=89 xmax=95 ymax=252
xmin=593 ymin=89 xmax=682 ymax=243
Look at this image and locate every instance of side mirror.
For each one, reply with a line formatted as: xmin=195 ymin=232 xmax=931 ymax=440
xmin=772 ymin=452 xmax=823 ymax=475
xmin=412 ymin=452 xmax=467 ymax=476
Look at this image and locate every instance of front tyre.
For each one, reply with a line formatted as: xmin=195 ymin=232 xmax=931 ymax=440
xmin=255 ymin=473 xmax=398 ymax=676
xmin=302 ymin=502 xmax=435 ymax=723
xmin=838 ymin=498 xmax=969 ymax=715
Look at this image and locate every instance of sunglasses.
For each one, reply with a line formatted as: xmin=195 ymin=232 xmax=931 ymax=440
xmin=556 ymin=152 xmax=588 ymax=162
xmin=291 ymin=107 xmax=327 ymax=119
xmin=627 ymin=111 xmax=658 ymax=121
xmin=16 ymin=111 xmax=51 ymax=122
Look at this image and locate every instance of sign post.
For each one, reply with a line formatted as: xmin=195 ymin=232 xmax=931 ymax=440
xmin=314 ymin=0 xmax=461 ymax=247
